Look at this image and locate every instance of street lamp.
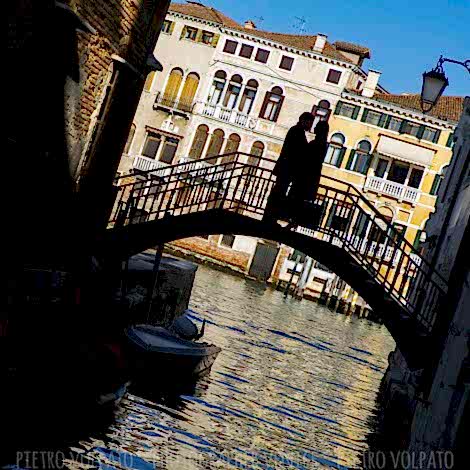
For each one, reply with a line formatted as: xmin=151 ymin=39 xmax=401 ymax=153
xmin=420 ymin=56 xmax=470 ymax=113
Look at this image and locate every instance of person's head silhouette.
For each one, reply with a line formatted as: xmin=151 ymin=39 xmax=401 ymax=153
xmin=298 ymin=112 xmax=314 ymax=131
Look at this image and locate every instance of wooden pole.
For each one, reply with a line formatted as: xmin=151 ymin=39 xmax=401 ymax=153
xmin=284 ymin=254 xmax=301 ymax=299
xmin=146 ymin=244 xmax=164 ymax=323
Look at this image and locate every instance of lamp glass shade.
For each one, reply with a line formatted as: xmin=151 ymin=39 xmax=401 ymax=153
xmin=421 ymin=70 xmax=448 ymax=106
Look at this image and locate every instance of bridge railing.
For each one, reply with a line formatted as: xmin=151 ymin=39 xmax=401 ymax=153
xmin=111 ymin=152 xmax=447 ymax=332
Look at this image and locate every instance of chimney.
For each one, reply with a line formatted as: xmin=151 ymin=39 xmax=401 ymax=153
xmin=244 ymin=20 xmax=256 ymax=30
xmin=313 ymin=34 xmax=327 ymax=53
xmin=362 ymin=69 xmax=381 ymax=98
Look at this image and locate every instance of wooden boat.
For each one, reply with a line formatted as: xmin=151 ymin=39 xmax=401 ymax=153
xmin=125 ymin=324 xmax=221 ymax=378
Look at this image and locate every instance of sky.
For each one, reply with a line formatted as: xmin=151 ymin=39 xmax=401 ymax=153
xmin=204 ymin=0 xmax=469 ymax=96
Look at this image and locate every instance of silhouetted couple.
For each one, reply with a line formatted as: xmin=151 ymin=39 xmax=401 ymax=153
xmin=264 ymin=112 xmax=329 ymax=226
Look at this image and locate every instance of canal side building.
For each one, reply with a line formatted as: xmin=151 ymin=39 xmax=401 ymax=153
xmin=117 ymin=1 xmax=463 ymax=311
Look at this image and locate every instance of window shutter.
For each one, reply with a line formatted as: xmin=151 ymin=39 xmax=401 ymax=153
xmin=384 ymin=115 xmax=392 ymax=129
xmin=446 ymin=133 xmax=454 ymax=147
xmin=169 ymin=21 xmax=175 ymax=34
xmin=399 ymin=120 xmax=408 ymax=134
xmin=180 ymin=25 xmax=187 ymax=39
xmin=378 ymin=114 xmax=387 ymax=128
xmin=413 ymin=230 xmax=422 ymax=249
xmin=272 ymin=95 xmax=285 ymax=122
xmin=334 ymin=101 xmax=343 ymax=115
xmin=212 ymin=33 xmax=220 ymax=47
xmin=259 ymin=93 xmax=271 ymax=119
xmin=430 ymin=174 xmax=440 ymax=195
xmin=361 ymin=109 xmax=369 ymax=122
xmin=352 ymin=106 xmax=360 ymax=120
xmin=363 ymin=154 xmax=372 ymax=174
xmin=336 ymin=147 xmax=346 ymax=167
xmin=345 ymin=149 xmax=355 ymax=170
xmin=417 ymin=125 xmax=425 ymax=140
xmin=433 ymin=129 xmax=441 ymax=144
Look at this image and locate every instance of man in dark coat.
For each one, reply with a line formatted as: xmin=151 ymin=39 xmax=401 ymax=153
xmin=263 ymin=112 xmax=314 ymax=221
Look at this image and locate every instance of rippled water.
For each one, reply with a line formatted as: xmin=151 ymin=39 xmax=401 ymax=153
xmin=67 ymin=263 xmax=395 ymax=469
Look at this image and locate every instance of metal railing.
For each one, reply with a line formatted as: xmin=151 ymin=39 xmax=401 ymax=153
xmin=110 ymin=152 xmax=447 ymax=333
xmin=154 ymin=93 xmax=195 ymax=113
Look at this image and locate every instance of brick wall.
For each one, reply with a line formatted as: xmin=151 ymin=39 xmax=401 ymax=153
xmin=168 ymin=237 xmax=251 ymax=273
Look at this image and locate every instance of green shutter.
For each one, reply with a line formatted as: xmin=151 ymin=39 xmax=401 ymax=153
xmin=180 ymin=25 xmax=187 ymax=39
xmin=361 ymin=109 xmax=369 ymax=122
xmin=433 ymin=129 xmax=441 ymax=144
xmin=352 ymin=106 xmax=360 ymax=120
xmin=362 ymin=154 xmax=372 ymax=175
xmin=336 ymin=147 xmax=346 ymax=167
xmin=413 ymin=230 xmax=422 ymax=249
xmin=446 ymin=133 xmax=454 ymax=147
xmin=378 ymin=113 xmax=387 ymax=128
xmin=399 ymin=120 xmax=407 ymax=134
xmin=430 ymin=174 xmax=441 ymax=195
xmin=384 ymin=115 xmax=392 ymax=129
xmin=334 ymin=101 xmax=343 ymax=115
xmin=417 ymin=125 xmax=425 ymax=140
xmin=345 ymin=149 xmax=355 ymax=170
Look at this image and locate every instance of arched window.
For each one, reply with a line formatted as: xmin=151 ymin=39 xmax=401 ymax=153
xmin=206 ymin=129 xmax=225 ymax=164
xmin=208 ymin=70 xmax=227 ymax=105
xmin=430 ymin=165 xmax=448 ymax=196
xmin=162 ymin=68 xmax=183 ymax=106
xmin=124 ymin=123 xmax=136 ymax=154
xmin=248 ymin=141 xmax=264 ymax=166
xmin=144 ymin=71 xmax=155 ymax=92
xmin=179 ymin=72 xmax=199 ymax=111
xmin=189 ymin=124 xmax=209 ymax=160
xmin=346 ymin=139 xmax=372 ymax=175
xmin=221 ymin=133 xmax=241 ymax=164
xmin=223 ymin=74 xmax=243 ymax=109
xmin=239 ymin=79 xmax=258 ymax=114
xmin=311 ymin=99 xmax=331 ymax=129
xmin=259 ymin=86 xmax=284 ymax=122
xmin=324 ymin=133 xmax=345 ymax=167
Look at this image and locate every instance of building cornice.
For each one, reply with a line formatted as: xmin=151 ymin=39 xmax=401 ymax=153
xmin=167 ymin=10 xmax=224 ymax=29
xmin=342 ymin=91 xmax=457 ymax=129
xmin=221 ymin=28 xmax=356 ymax=70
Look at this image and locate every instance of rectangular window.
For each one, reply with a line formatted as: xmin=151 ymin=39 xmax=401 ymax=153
xmin=387 ymin=161 xmax=409 ymax=184
xmin=184 ymin=26 xmax=198 ymax=41
xmin=239 ymin=44 xmax=254 ymax=58
xmin=401 ymin=121 xmax=421 ymax=137
xmin=288 ymin=249 xmax=307 ymax=263
xmin=142 ymin=133 xmax=161 ymax=159
xmin=375 ymin=157 xmax=389 ymax=178
xmin=362 ymin=109 xmax=384 ymax=126
xmin=386 ymin=116 xmax=403 ymax=132
xmin=279 ymin=55 xmax=294 ymax=71
xmin=422 ymin=127 xmax=439 ymax=143
xmin=220 ymin=234 xmax=235 ymax=248
xmin=255 ymin=48 xmax=270 ymax=63
xmin=162 ymin=20 xmax=173 ymax=34
xmin=223 ymin=39 xmax=238 ymax=54
xmin=335 ymin=101 xmax=360 ymax=119
xmin=160 ymin=137 xmax=179 ymax=164
xmin=408 ymin=167 xmax=423 ymax=188
xmin=201 ymin=30 xmax=215 ymax=45
xmin=326 ymin=69 xmax=342 ymax=84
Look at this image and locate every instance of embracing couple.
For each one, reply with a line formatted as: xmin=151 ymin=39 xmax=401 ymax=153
xmin=263 ymin=112 xmax=329 ymax=226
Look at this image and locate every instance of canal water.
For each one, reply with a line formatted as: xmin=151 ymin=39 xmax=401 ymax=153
xmin=68 ymin=263 xmax=395 ymax=469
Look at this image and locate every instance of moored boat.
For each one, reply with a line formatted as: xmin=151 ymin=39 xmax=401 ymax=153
xmin=125 ymin=324 xmax=221 ymax=378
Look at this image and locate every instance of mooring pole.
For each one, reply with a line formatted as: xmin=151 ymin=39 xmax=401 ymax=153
xmin=146 ymin=244 xmax=164 ymax=322
xmin=284 ymin=254 xmax=301 ymax=299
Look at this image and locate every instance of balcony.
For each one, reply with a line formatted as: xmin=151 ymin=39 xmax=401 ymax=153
xmin=153 ymin=93 xmax=195 ymax=115
xmin=132 ymin=155 xmax=170 ymax=176
xmin=365 ymin=175 xmax=420 ymax=204
xmin=202 ymin=103 xmax=258 ymax=130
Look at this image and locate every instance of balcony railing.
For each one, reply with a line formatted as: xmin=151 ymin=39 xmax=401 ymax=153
xmin=365 ymin=175 xmax=420 ymax=203
xmin=154 ymin=93 xmax=195 ymax=113
xmin=133 ymin=155 xmax=170 ymax=176
xmin=202 ymin=103 xmax=258 ymax=130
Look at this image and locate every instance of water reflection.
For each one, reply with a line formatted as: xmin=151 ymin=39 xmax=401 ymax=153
xmin=69 ymin=263 xmax=394 ymax=469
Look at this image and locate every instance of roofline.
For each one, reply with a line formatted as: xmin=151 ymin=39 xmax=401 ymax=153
xmin=221 ymin=27 xmax=356 ymax=68
xmin=342 ymin=91 xmax=459 ymax=129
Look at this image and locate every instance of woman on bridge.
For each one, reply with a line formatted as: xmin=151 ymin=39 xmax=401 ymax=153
xmin=287 ymin=120 xmax=329 ymax=227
